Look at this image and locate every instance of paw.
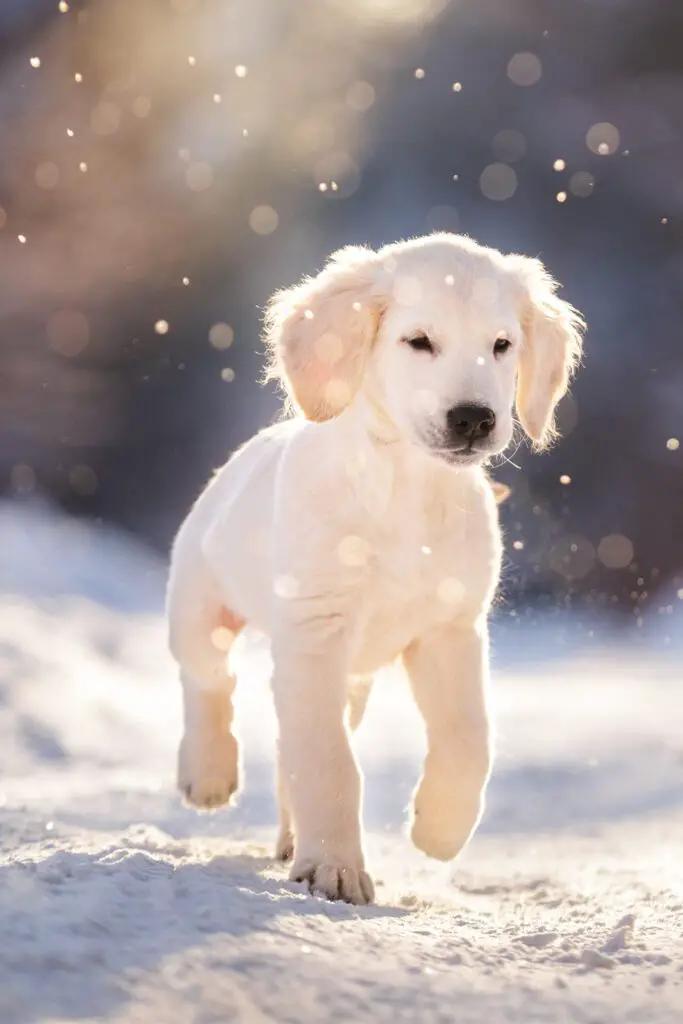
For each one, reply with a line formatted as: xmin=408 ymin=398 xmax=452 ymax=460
xmin=411 ymin=811 xmax=463 ymax=861
xmin=291 ymin=859 xmax=375 ymax=905
xmin=177 ymin=730 xmax=240 ymax=810
xmin=275 ymin=827 xmax=295 ymax=863
xmin=410 ymin=776 xmax=481 ymax=862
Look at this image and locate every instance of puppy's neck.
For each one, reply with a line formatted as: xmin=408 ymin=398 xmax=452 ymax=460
xmin=352 ymin=385 xmax=402 ymax=446
xmin=340 ymin=391 xmax=457 ymax=484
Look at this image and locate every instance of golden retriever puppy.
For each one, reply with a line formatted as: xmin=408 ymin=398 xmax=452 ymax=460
xmin=166 ymin=233 xmax=584 ymax=904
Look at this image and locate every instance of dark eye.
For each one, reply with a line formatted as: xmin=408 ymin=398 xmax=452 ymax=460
xmin=493 ymin=336 xmax=512 ymax=357
xmin=405 ymin=333 xmax=435 ymax=354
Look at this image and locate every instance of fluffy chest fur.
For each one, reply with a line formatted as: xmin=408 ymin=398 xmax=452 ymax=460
xmin=346 ymin=452 xmax=503 ymax=672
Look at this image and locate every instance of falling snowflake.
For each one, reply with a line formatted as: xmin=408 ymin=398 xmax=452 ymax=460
xmin=666 ymin=438 xmax=680 ymax=451
xmin=154 ymin=320 xmax=169 ymax=335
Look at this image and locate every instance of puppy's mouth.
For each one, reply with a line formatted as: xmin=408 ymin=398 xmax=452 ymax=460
xmin=439 ymin=445 xmax=490 ymax=466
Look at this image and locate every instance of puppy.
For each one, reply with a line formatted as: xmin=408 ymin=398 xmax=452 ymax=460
xmin=167 ymin=233 xmax=584 ymax=904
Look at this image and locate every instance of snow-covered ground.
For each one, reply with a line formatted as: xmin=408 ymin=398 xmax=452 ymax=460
xmin=1 ymin=502 xmax=683 ymax=1023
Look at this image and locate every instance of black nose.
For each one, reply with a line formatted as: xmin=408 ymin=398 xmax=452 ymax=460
xmin=446 ymin=404 xmax=496 ymax=444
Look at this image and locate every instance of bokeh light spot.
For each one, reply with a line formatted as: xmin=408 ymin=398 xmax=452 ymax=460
xmin=437 ymin=577 xmax=465 ymax=604
xmin=249 ymin=205 xmax=278 ymax=235
xmin=47 ymin=309 xmax=90 ymax=357
xmin=90 ymin=101 xmax=122 ymax=136
xmin=185 ymin=162 xmax=213 ymax=191
xmin=569 ymin=171 xmax=595 ymax=197
xmin=11 ymin=464 xmax=36 ymax=494
xmin=507 ymin=52 xmax=542 ymax=86
xmin=208 ymin=322 xmax=234 ymax=350
xmin=346 ymin=81 xmax=375 ymax=111
xmin=324 ymin=377 xmax=352 ymax=408
xmin=274 ymin=575 xmax=300 ymax=599
xmin=586 ymin=122 xmax=620 ymax=156
xmin=337 ymin=535 xmax=371 ymax=568
xmin=480 ymin=163 xmax=517 ymax=201
xmin=315 ymin=332 xmax=344 ymax=365
xmin=597 ymin=534 xmax=634 ymax=569
xmin=35 ymin=162 xmax=60 ymax=190
xmin=132 ymin=96 xmax=152 ymax=118
xmin=69 ymin=464 xmax=98 ymax=495
xmin=492 ymin=129 xmax=526 ymax=163
xmin=211 ymin=627 xmax=234 ymax=651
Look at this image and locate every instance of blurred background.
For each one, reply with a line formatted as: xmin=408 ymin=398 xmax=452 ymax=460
xmin=2 ymin=0 xmax=683 ymax=638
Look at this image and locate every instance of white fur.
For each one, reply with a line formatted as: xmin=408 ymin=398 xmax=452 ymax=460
xmin=167 ymin=233 xmax=584 ymax=904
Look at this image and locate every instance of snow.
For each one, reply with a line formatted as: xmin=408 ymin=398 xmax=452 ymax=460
xmin=2 ymin=501 xmax=683 ymax=1022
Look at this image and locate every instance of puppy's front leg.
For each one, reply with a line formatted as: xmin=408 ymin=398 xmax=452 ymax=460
xmin=271 ymin=636 xmax=373 ymax=905
xmin=404 ymin=619 xmax=492 ymax=861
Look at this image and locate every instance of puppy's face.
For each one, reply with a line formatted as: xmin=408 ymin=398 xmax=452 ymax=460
xmin=265 ymin=233 xmax=584 ymax=458
xmin=371 ymin=250 xmax=524 ymax=465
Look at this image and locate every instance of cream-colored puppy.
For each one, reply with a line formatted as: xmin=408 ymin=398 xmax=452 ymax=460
xmin=167 ymin=233 xmax=584 ymax=904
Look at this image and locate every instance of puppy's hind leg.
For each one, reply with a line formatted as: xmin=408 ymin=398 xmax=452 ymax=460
xmin=168 ymin=563 xmax=245 ymax=811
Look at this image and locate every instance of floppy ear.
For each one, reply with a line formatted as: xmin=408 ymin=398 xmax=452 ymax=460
xmin=263 ymin=245 xmax=382 ymax=421
xmin=513 ymin=259 xmax=585 ymax=448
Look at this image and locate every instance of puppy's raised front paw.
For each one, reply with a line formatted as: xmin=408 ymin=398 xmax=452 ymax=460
xmin=291 ymin=858 xmax=375 ymax=905
xmin=410 ymin=773 xmax=480 ymax=861
xmin=177 ymin=730 xmax=240 ymax=810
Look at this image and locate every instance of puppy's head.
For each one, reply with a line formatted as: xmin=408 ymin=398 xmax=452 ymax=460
xmin=264 ymin=234 xmax=584 ymax=464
